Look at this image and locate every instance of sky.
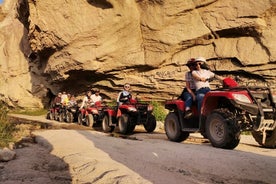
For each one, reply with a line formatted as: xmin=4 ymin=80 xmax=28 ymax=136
xmin=0 ymin=0 xmax=3 ymax=4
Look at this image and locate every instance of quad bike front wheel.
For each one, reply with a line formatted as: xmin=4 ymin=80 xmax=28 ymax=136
xmin=206 ymin=109 xmax=240 ymax=149
xmin=102 ymin=115 xmax=115 ymax=133
xmin=65 ymin=112 xmax=74 ymax=123
xmin=78 ymin=113 xmax=83 ymax=125
xmin=118 ymin=114 xmax=135 ymax=134
xmin=144 ymin=114 xmax=157 ymax=133
xmin=164 ymin=112 xmax=189 ymax=142
xmin=54 ymin=112 xmax=59 ymax=121
xmin=46 ymin=111 xmax=54 ymax=120
xmin=86 ymin=114 xmax=94 ymax=128
xmin=59 ymin=113 xmax=64 ymax=122
xmin=251 ymin=128 xmax=276 ymax=148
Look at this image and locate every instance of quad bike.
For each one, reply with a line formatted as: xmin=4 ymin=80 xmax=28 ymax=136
xmin=67 ymin=104 xmax=79 ymax=122
xmin=58 ymin=104 xmax=79 ymax=123
xmin=101 ymin=98 xmax=157 ymax=134
xmin=164 ymin=77 xmax=276 ymax=149
xmin=46 ymin=103 xmax=62 ymax=121
xmin=77 ymin=101 xmax=106 ymax=128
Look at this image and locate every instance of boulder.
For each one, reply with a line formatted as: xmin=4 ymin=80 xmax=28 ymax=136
xmin=0 ymin=147 xmax=16 ymax=162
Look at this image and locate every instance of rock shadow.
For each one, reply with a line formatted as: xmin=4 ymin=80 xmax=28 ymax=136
xmin=0 ymin=136 xmax=72 ymax=184
xmin=87 ymin=0 xmax=113 ymax=9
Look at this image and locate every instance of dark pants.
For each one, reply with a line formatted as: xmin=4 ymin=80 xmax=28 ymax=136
xmin=181 ymin=89 xmax=196 ymax=110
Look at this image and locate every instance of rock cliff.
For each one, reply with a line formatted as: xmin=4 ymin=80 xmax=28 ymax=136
xmin=0 ymin=0 xmax=275 ymax=108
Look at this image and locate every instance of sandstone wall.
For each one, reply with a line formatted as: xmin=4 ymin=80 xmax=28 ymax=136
xmin=0 ymin=0 xmax=275 ymax=108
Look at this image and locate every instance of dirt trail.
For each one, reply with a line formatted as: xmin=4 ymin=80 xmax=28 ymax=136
xmin=1 ymin=114 xmax=275 ymax=184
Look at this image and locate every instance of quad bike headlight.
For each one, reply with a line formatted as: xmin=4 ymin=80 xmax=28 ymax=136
xmin=127 ymin=107 xmax=137 ymax=112
xmin=232 ymin=94 xmax=252 ymax=103
xmin=92 ymin=109 xmax=98 ymax=114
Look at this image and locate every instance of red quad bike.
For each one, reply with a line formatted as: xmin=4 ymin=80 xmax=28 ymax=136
xmin=78 ymin=101 xmax=106 ymax=128
xmin=101 ymin=98 xmax=157 ymax=134
xmin=164 ymin=77 xmax=276 ymax=149
xmin=46 ymin=103 xmax=62 ymax=121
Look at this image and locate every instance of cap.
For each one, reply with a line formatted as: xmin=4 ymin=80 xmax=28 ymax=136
xmin=195 ymin=57 xmax=206 ymax=62
xmin=186 ymin=58 xmax=196 ymax=66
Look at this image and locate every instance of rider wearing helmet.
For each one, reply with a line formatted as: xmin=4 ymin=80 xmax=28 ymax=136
xmin=117 ymin=83 xmax=132 ymax=106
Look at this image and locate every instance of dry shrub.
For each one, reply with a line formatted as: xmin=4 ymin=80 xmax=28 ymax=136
xmin=0 ymin=103 xmax=15 ymax=148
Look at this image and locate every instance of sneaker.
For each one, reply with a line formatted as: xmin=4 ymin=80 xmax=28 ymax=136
xmin=184 ymin=110 xmax=193 ymax=119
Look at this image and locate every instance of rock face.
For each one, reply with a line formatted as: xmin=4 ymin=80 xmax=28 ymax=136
xmin=0 ymin=0 xmax=275 ymax=108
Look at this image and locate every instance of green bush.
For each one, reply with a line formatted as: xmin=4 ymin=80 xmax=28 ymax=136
xmin=151 ymin=101 xmax=168 ymax=121
xmin=0 ymin=103 xmax=15 ymax=148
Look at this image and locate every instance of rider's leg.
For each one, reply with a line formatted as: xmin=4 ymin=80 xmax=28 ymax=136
xmin=183 ymin=92 xmax=193 ymax=111
xmin=196 ymin=88 xmax=210 ymax=114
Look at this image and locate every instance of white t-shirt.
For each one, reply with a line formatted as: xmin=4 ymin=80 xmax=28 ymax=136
xmin=80 ymin=96 xmax=91 ymax=109
xmin=91 ymin=94 xmax=102 ymax=103
xmin=192 ymin=69 xmax=215 ymax=90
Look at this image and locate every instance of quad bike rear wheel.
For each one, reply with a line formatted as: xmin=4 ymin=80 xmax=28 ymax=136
xmin=144 ymin=114 xmax=157 ymax=133
xmin=251 ymin=128 xmax=276 ymax=148
xmin=164 ymin=112 xmax=189 ymax=142
xmin=102 ymin=115 xmax=115 ymax=133
xmin=86 ymin=114 xmax=94 ymax=128
xmin=46 ymin=111 xmax=54 ymax=120
xmin=206 ymin=109 xmax=240 ymax=149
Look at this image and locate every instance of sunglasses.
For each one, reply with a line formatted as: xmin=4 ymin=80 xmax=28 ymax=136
xmin=190 ymin=62 xmax=202 ymax=67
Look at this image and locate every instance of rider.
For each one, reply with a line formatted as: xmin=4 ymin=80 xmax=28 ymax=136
xmin=79 ymin=90 xmax=93 ymax=110
xmin=53 ymin=92 xmax=62 ymax=107
xmin=68 ymin=94 xmax=77 ymax=107
xmin=117 ymin=83 xmax=132 ymax=106
xmin=91 ymin=88 xmax=102 ymax=105
xmin=191 ymin=57 xmax=224 ymax=113
xmin=181 ymin=58 xmax=197 ymax=119
xmin=61 ymin=91 xmax=69 ymax=106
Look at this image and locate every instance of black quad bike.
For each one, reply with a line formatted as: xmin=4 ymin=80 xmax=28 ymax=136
xmin=56 ymin=104 xmax=79 ymax=123
xmin=101 ymin=98 xmax=157 ymax=134
xmin=164 ymin=77 xmax=276 ymax=149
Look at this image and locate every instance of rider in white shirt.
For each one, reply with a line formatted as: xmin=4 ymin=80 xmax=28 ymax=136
xmin=191 ymin=57 xmax=224 ymax=113
xmin=91 ymin=89 xmax=102 ymax=104
xmin=79 ymin=90 xmax=93 ymax=110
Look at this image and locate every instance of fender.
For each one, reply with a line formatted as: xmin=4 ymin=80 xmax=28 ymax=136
xmin=117 ymin=109 xmax=122 ymax=118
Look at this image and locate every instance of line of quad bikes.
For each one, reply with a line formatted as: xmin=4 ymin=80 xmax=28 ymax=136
xmin=46 ymin=77 xmax=276 ymax=150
